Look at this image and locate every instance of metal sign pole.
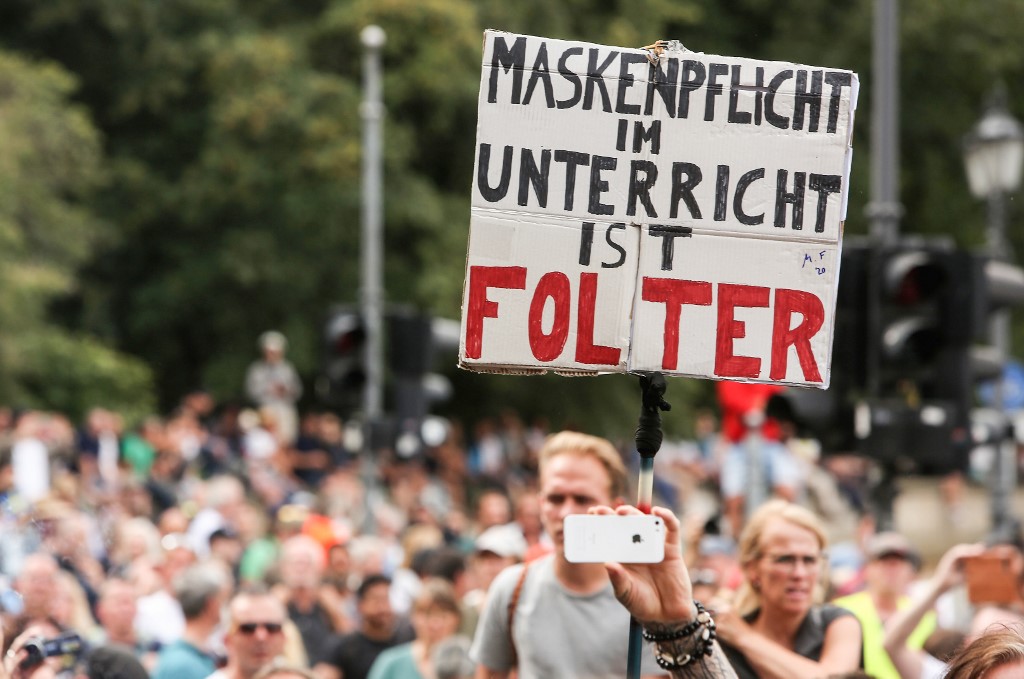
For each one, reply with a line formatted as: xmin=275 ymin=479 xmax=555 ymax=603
xmin=627 ymin=373 xmax=671 ymax=679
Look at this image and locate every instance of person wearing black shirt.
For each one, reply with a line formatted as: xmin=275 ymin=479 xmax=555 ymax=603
xmin=322 ymin=575 xmax=413 ymax=679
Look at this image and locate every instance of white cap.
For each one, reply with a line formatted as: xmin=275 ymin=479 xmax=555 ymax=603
xmin=475 ymin=524 xmax=527 ymax=560
xmin=259 ymin=330 xmax=287 ymax=352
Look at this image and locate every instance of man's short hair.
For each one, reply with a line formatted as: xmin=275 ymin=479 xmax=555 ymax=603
xmin=86 ymin=645 xmax=150 ymax=679
xmin=226 ymin=584 xmax=284 ymax=626
xmin=422 ymin=548 xmax=467 ymax=584
xmin=538 ymin=431 xmax=628 ymax=500
xmin=357 ymin=574 xmax=391 ymax=601
xmin=173 ymin=564 xmax=227 ymax=620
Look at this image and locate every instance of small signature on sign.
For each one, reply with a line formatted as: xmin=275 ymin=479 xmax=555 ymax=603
xmin=802 ymin=251 xmax=828 ymax=275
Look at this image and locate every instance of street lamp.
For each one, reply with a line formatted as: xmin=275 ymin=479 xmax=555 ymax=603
xmin=963 ymin=83 xmax=1024 ymax=542
xmin=963 ymin=84 xmax=1024 ymax=256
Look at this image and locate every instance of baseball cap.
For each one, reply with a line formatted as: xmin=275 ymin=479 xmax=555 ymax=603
xmin=867 ymin=532 xmax=922 ymax=569
xmin=475 ymin=524 xmax=527 ymax=560
xmin=259 ymin=330 xmax=287 ymax=352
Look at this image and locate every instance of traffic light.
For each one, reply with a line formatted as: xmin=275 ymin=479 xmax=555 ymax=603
xmin=861 ymin=243 xmax=975 ymax=469
xmin=388 ymin=312 xmax=459 ymax=417
xmin=318 ymin=308 xmax=367 ymax=411
xmin=872 ymin=244 xmax=965 ymax=395
xmin=970 ymin=255 xmax=1024 ymax=384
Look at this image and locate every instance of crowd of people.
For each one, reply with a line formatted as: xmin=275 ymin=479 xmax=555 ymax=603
xmin=0 ymin=335 xmax=1023 ymax=678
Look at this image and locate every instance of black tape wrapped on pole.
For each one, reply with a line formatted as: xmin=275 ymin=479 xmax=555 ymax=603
xmin=627 ymin=372 xmax=670 ymax=679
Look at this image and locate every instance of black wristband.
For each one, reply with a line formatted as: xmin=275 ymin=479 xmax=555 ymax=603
xmin=641 ymin=601 xmax=712 ymax=642
xmin=643 ymin=601 xmax=717 ymax=671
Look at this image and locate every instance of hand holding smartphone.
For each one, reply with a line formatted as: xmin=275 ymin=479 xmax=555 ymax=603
xmin=564 ymin=514 xmax=665 ymax=564
xmin=964 ymin=552 xmax=1021 ymax=605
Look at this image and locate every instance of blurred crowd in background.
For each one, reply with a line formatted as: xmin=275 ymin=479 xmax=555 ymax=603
xmin=0 ymin=335 xmax=1019 ymax=679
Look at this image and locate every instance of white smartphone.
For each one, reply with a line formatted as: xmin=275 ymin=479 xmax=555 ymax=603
xmin=563 ymin=514 xmax=665 ymax=564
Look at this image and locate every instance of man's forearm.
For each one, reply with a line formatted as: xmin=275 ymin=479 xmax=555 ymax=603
xmin=643 ymin=622 xmax=737 ymax=679
xmin=661 ymin=643 xmax=737 ymax=678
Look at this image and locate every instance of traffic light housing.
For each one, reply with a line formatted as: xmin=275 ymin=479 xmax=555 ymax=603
xmin=773 ymin=242 xmax=1024 ymax=473
xmin=319 ymin=308 xmax=367 ymax=411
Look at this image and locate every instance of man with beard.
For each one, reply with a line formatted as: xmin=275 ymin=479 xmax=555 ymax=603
xmin=321 ymin=575 xmax=413 ymax=679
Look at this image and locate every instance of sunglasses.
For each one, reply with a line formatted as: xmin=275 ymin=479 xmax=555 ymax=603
xmin=236 ymin=622 xmax=284 ymax=635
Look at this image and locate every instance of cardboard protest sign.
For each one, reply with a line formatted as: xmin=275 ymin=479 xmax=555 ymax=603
xmin=459 ymin=30 xmax=858 ymax=387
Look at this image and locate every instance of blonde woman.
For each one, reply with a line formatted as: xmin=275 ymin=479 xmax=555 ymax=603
xmin=713 ymin=500 xmax=862 ymax=678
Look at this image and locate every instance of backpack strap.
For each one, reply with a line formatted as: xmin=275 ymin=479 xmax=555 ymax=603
xmin=506 ymin=562 xmax=531 ymax=667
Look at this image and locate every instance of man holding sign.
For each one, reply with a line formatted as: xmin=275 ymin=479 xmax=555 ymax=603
xmin=469 ymin=431 xmax=665 ymax=677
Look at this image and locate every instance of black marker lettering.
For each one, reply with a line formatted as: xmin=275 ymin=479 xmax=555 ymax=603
xmin=705 ymin=63 xmax=729 ymax=122
xmin=616 ymin=119 xmax=629 ymax=152
xmin=775 ymin=169 xmax=806 ymax=229
xmin=603 ymin=223 xmax=627 ymax=268
xmin=477 ymin=144 xmax=513 ymax=202
xmin=648 ymin=224 xmax=693 ymax=271
xmin=765 ymin=70 xmax=793 ymax=130
xmin=632 ymin=120 xmax=661 ymax=154
xmin=670 ymin=162 xmax=703 ymax=219
xmin=792 ymin=70 xmax=823 ymax=132
xmin=488 ymin=36 xmax=527 ymax=104
xmin=616 ymin=52 xmax=647 ymax=115
xmin=554 ymin=150 xmax=590 ymax=211
xmin=556 ymin=48 xmax=584 ymax=109
xmin=809 ymin=173 xmax=842 ymax=232
xmin=678 ymin=61 xmax=706 ymax=119
xmin=584 ymin=49 xmax=617 ymax=112
xmin=734 ymin=168 xmax=765 ymax=225
xmin=523 ymin=42 xmax=555 ymax=108
xmin=714 ymin=165 xmax=730 ymax=221
xmin=518 ymin=148 xmax=551 ymax=207
xmin=627 ymin=160 xmax=659 ymax=218
xmin=579 ymin=222 xmax=595 ymax=265
xmin=588 ymin=155 xmax=617 ymax=215
xmin=728 ymin=65 xmax=752 ymax=124
xmin=754 ymin=67 xmax=764 ymax=125
xmin=824 ymin=71 xmax=852 ymax=133
xmin=645 ymin=57 xmax=679 ymax=117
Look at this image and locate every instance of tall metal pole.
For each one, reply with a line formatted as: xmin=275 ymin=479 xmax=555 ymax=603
xmin=360 ymin=25 xmax=386 ymax=423
xmin=988 ymin=189 xmax=1017 ymax=541
xmin=866 ymin=0 xmax=902 ymax=245
xmin=864 ymin=0 xmax=902 ymax=531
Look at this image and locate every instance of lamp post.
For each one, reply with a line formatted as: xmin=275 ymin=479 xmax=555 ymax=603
xmin=963 ymin=83 xmax=1024 ymax=541
xmin=360 ymin=25 xmax=386 ymax=423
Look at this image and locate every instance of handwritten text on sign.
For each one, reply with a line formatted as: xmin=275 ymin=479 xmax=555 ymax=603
xmin=459 ymin=31 xmax=858 ymax=387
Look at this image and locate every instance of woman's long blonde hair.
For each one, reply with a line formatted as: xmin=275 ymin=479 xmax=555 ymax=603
xmin=732 ymin=499 xmax=829 ymax=616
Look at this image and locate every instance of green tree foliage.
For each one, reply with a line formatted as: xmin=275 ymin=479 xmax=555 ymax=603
xmin=0 ymin=50 xmax=155 ymax=419
xmin=0 ymin=0 xmax=1022 ymax=434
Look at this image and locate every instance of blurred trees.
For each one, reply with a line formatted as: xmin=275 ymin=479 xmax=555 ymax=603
xmin=0 ymin=50 xmax=155 ymax=421
xmin=0 ymin=0 xmax=1021 ymax=435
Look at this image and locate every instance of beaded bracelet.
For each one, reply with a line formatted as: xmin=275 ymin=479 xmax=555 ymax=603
xmin=642 ymin=601 xmax=717 ymax=671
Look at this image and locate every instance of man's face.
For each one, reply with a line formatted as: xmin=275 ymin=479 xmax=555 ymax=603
xmin=477 ymin=494 xmax=511 ymax=530
xmin=16 ymin=556 xmax=58 ymax=617
xmin=474 ymin=551 xmax=516 ymax=591
xmin=281 ymin=545 xmax=323 ymax=590
xmin=226 ymin=595 xmax=287 ymax=677
xmin=865 ymin=553 xmax=915 ymax=596
xmin=358 ymin=582 xmax=394 ymax=632
xmin=98 ymin=581 xmax=138 ymax=638
xmin=540 ymin=453 xmax=613 ymax=553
